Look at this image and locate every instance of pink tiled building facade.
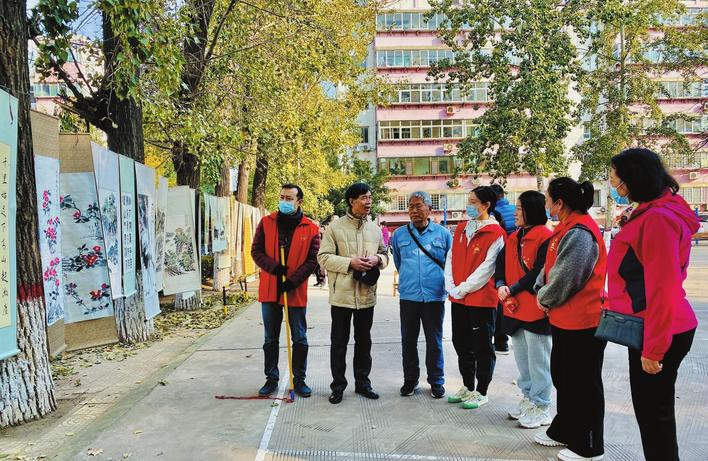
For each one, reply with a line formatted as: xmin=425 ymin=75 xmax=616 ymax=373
xmin=360 ymin=1 xmax=707 ymax=229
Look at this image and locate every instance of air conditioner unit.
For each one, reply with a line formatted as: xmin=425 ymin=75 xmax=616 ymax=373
xmin=451 ymin=211 xmax=463 ymax=219
xmin=446 ymin=106 xmax=455 ymax=116
xmin=355 ymin=144 xmax=371 ymax=152
xmin=689 ymin=171 xmax=699 ymax=180
xmin=443 ymin=143 xmax=454 ymax=152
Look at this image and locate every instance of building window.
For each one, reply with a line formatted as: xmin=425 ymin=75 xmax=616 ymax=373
xmin=359 ymin=127 xmax=369 ymax=144
xmin=447 ymin=193 xmax=467 ymax=210
xmin=670 ymin=117 xmax=706 ymax=134
xmin=396 ymin=195 xmax=408 ymax=211
xmin=376 ymin=49 xmax=456 ymax=68
xmin=379 ymin=157 xmax=459 ymax=176
xmin=593 ymin=190 xmax=602 ymax=207
xmin=678 ymin=187 xmax=708 ymax=204
xmin=32 ymin=83 xmax=67 ymax=97
xmin=656 ymin=81 xmax=704 ymax=99
xmin=430 ymin=194 xmax=447 ymax=210
xmin=379 ymin=119 xmax=479 ymax=141
xmin=664 ymin=151 xmax=708 ymax=169
xmin=583 ymin=123 xmax=592 ymax=140
xmin=388 ymin=83 xmax=490 ymax=104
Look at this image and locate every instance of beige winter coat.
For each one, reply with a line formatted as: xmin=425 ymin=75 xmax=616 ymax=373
xmin=317 ymin=213 xmax=389 ymax=309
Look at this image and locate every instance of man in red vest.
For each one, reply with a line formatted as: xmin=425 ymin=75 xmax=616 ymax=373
xmin=251 ymin=184 xmax=321 ymax=397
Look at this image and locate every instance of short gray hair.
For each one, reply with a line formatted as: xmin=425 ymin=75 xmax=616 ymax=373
xmin=409 ymin=191 xmax=432 ymax=207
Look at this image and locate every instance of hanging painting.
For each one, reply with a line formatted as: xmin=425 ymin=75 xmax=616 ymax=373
xmin=163 ymin=186 xmax=200 ymax=295
xmin=119 ymin=155 xmax=137 ymax=297
xmin=155 ymin=176 xmax=168 ymax=292
xmin=216 ymin=196 xmax=231 ymax=268
xmin=135 ymin=163 xmax=160 ymax=319
xmin=60 ymin=173 xmax=114 ymax=323
xmin=35 ymin=155 xmax=64 ymax=325
xmin=202 ymin=193 xmax=212 ymax=255
xmin=91 ymin=143 xmax=122 ymax=299
xmin=211 ymin=195 xmax=227 ymax=252
xmin=0 ymin=90 xmax=19 ymax=360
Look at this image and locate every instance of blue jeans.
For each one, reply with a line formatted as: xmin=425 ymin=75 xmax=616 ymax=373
xmin=400 ymin=300 xmax=445 ymax=386
xmin=512 ymin=328 xmax=552 ymax=407
xmin=262 ymin=303 xmax=308 ymax=383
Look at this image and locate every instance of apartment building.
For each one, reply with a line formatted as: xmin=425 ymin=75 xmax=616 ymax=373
xmin=359 ymin=1 xmax=707 ymax=228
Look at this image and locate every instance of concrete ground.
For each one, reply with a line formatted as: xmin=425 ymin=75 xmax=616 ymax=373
xmin=54 ymin=246 xmax=708 ymax=461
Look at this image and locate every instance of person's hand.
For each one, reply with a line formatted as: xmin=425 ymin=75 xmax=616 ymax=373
xmin=365 ymin=255 xmax=381 ymax=267
xmin=498 ymin=286 xmax=511 ymax=302
xmin=273 ymin=265 xmax=288 ymax=278
xmin=351 ymin=256 xmax=374 ymax=272
xmin=537 ymin=299 xmax=549 ymax=315
xmin=641 ymin=356 xmax=663 ymax=375
xmin=278 ymin=279 xmax=295 ymax=293
xmin=449 ymin=286 xmax=465 ymax=300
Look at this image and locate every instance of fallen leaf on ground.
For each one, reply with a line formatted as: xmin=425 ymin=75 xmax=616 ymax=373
xmin=122 ymin=454 xmax=131 ymax=459
xmin=158 ymin=380 xmax=168 ymax=386
xmin=133 ymin=430 xmax=143 ymax=435
xmin=65 ymin=432 xmax=75 ymax=437
xmin=87 ymin=448 xmax=104 ymax=456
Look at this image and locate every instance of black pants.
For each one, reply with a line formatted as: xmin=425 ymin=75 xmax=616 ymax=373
xmin=451 ymin=303 xmax=496 ymax=395
xmin=629 ymin=328 xmax=695 ymax=461
xmin=494 ymin=304 xmax=509 ymax=349
xmin=330 ymin=306 xmax=374 ymax=392
xmin=547 ymin=326 xmax=606 ymax=458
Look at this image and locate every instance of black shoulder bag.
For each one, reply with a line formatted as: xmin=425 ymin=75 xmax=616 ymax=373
xmin=407 ymin=225 xmax=444 ymax=270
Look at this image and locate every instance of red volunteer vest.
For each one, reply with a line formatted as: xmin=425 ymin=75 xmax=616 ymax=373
xmin=544 ymin=212 xmax=606 ymax=330
xmin=258 ymin=212 xmax=319 ymax=307
xmin=450 ymin=221 xmax=506 ymax=308
xmin=505 ymin=225 xmax=552 ymax=322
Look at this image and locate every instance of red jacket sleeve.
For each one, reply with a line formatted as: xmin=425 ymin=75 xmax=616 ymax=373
xmin=251 ymin=220 xmax=278 ymax=274
xmin=637 ymin=215 xmax=680 ymax=361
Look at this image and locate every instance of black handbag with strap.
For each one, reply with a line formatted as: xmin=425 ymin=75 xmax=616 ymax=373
xmin=407 ymin=225 xmax=444 ymax=270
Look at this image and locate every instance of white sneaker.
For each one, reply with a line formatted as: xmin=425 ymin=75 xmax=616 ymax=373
xmin=508 ymin=397 xmax=533 ymax=420
xmin=534 ymin=429 xmax=566 ymax=447
xmin=462 ymin=390 xmax=489 ymax=409
xmin=447 ymin=386 xmax=473 ymax=404
xmin=557 ymin=448 xmax=603 ymax=460
xmin=518 ymin=405 xmax=553 ymax=429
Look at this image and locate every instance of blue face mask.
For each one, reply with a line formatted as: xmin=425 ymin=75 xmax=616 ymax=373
xmin=466 ymin=205 xmax=479 ymax=219
xmin=610 ymin=184 xmax=629 ymax=205
xmin=278 ymin=200 xmax=297 ymax=215
xmin=546 ymin=201 xmax=559 ymax=221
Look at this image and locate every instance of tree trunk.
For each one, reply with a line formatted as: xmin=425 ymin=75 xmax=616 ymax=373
xmin=536 ymin=175 xmax=544 ymax=192
xmin=0 ymin=0 xmax=56 ymax=427
xmin=236 ymin=157 xmax=251 ymax=204
xmin=251 ymin=150 xmax=268 ymax=209
xmin=102 ymin=11 xmax=154 ymax=343
xmin=173 ymin=142 xmax=201 ymax=188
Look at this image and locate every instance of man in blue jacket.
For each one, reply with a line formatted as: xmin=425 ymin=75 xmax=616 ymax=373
xmin=391 ymin=191 xmax=452 ymax=398
xmin=490 ymin=184 xmax=515 ymax=354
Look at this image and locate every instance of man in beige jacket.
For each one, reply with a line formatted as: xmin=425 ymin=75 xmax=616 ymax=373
xmin=318 ymin=183 xmax=389 ymax=404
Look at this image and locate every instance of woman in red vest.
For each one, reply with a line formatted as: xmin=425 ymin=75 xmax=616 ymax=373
xmin=533 ymin=178 xmax=607 ymax=461
xmin=495 ymin=191 xmax=553 ymax=429
xmin=444 ymin=186 xmax=506 ymax=410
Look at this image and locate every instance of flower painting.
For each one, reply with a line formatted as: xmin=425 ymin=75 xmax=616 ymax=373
xmin=34 ymin=155 xmax=64 ymax=325
xmin=60 ymin=173 xmax=114 ymax=323
xmin=92 ymin=144 xmax=123 ymax=299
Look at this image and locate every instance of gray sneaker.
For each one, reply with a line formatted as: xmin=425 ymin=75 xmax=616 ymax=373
xmin=519 ymin=404 xmax=552 ymax=429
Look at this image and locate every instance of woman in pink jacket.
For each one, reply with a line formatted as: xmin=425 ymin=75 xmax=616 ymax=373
xmin=607 ymin=148 xmax=699 ymax=461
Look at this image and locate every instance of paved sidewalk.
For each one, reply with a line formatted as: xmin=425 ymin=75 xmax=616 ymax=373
xmin=50 ymin=247 xmax=708 ymax=461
